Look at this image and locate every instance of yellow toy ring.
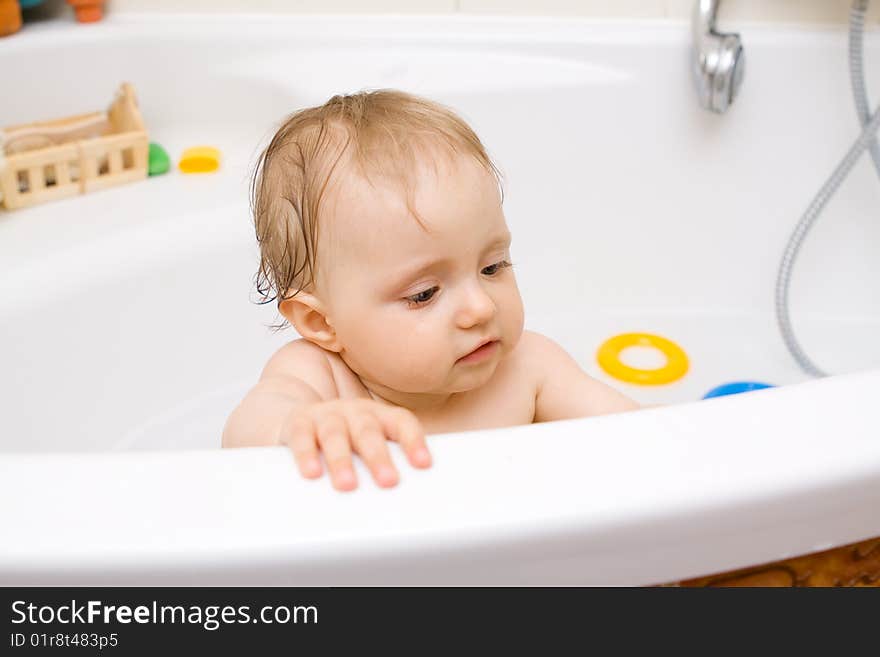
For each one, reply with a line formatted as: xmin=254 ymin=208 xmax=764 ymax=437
xmin=597 ymin=333 xmax=689 ymax=385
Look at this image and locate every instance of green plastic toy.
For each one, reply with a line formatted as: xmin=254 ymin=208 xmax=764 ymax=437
xmin=148 ymin=142 xmax=170 ymax=176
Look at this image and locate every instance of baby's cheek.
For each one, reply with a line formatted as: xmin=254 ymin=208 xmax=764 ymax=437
xmin=501 ymin=285 xmax=525 ymax=334
xmin=385 ymin=324 xmax=449 ymax=384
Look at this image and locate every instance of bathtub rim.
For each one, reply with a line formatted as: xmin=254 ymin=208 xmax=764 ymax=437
xmin=2 ymin=369 xmax=880 ymax=585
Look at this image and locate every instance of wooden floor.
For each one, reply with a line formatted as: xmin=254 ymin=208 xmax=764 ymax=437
xmin=675 ymin=537 xmax=880 ymax=587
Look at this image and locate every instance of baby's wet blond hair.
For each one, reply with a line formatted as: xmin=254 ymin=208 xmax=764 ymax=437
xmin=250 ymin=89 xmax=503 ymax=322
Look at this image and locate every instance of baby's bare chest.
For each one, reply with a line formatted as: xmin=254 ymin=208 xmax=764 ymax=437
xmin=328 ymin=355 xmax=537 ymax=435
xmin=416 ymin=369 xmax=537 ymax=435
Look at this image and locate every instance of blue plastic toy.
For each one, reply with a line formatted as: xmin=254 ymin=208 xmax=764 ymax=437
xmin=702 ymin=381 xmax=775 ymax=399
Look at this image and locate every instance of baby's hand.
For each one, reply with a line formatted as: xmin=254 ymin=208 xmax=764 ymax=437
xmin=280 ymin=399 xmax=432 ymax=491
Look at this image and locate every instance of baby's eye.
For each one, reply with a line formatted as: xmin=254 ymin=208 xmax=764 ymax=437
xmin=405 ymin=286 xmax=438 ymax=307
xmin=482 ymin=260 xmax=513 ymax=276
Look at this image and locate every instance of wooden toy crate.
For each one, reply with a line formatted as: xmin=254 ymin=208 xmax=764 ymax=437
xmin=0 ymin=83 xmax=148 ymax=210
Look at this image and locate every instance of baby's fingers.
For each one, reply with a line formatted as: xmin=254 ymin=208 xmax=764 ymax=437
xmin=315 ymin=413 xmax=357 ymax=492
xmin=378 ymin=407 xmax=431 ymax=469
xmin=348 ymin=413 xmax=399 ymax=488
xmin=280 ymin=413 xmax=322 ymax=479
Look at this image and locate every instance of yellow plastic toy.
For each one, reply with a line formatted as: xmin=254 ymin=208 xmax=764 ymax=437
xmin=597 ymin=332 xmax=689 ymax=385
xmin=178 ymin=146 xmax=220 ymax=174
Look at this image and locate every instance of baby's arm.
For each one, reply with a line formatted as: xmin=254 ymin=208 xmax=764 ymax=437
xmin=222 ymin=339 xmax=430 ymax=491
xmin=222 ymin=340 xmax=331 ymax=448
xmin=526 ymin=331 xmax=640 ymax=422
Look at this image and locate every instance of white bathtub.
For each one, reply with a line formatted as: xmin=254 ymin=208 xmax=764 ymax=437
xmin=2 ymin=12 xmax=880 ymax=585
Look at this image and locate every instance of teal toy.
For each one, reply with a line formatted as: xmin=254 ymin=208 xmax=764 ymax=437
xmin=148 ymin=142 xmax=170 ymax=176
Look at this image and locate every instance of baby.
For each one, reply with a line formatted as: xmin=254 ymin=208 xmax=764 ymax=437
xmin=222 ymin=89 xmax=640 ymax=491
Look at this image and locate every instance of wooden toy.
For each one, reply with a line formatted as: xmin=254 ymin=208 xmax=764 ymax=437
xmin=0 ymin=83 xmax=149 ymax=210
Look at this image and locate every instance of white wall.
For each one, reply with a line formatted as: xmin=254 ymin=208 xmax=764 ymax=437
xmin=99 ymin=0 xmax=880 ymax=24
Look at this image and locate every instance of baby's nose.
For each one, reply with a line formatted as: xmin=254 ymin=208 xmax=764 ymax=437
xmin=456 ymin=282 xmax=496 ymax=328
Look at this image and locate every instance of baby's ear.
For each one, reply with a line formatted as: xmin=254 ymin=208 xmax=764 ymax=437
xmin=279 ymin=292 xmax=341 ymax=352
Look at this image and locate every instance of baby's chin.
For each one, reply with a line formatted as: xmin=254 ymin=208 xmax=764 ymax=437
xmin=378 ymin=365 xmax=497 ymax=396
xmin=429 ymin=362 xmax=500 ymax=394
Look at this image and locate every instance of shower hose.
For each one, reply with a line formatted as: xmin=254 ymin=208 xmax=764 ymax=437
xmin=776 ymin=0 xmax=879 ymax=377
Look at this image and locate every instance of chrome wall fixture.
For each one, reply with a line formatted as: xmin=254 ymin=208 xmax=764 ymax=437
xmin=692 ymin=0 xmax=745 ymax=113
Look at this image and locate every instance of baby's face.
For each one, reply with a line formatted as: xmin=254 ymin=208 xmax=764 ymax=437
xmin=317 ymin=152 xmax=524 ymax=398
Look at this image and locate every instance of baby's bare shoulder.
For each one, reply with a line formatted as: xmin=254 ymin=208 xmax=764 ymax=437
xmin=513 ymin=329 xmax=564 ymax=364
xmin=506 ymin=329 xmax=573 ymax=385
xmin=260 ymin=338 xmax=338 ymax=401
xmin=496 ymin=330 xmax=556 ymax=386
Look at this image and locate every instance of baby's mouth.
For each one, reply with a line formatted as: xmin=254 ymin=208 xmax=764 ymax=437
xmin=457 ymin=339 xmax=500 ymax=364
